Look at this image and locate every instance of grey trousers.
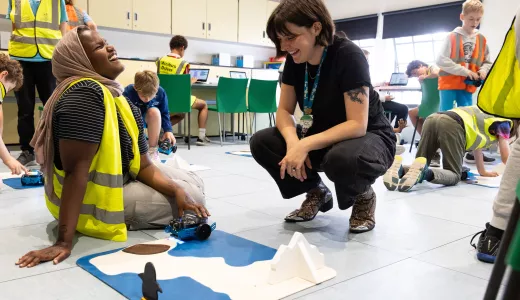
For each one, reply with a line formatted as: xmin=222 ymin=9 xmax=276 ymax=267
xmin=123 ymin=162 xmax=206 ymax=230
xmin=490 ymin=137 xmax=520 ymax=230
xmin=417 ymin=114 xmax=466 ymax=186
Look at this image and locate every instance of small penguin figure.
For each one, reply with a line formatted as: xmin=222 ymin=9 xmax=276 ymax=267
xmin=139 ymin=262 xmax=163 ymax=300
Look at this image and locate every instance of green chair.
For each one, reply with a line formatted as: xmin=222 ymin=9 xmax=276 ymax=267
xmin=409 ymin=77 xmax=440 ymax=153
xmin=158 ymin=74 xmax=193 ymax=149
xmin=208 ymin=77 xmax=248 ymax=146
xmin=247 ymin=79 xmax=278 ymax=134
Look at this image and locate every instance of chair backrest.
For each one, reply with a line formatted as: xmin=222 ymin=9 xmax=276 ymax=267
xmin=215 ymin=77 xmax=248 ymax=113
xmin=158 ymin=74 xmax=192 ymax=113
xmin=418 ymin=77 xmax=440 ymax=118
xmin=247 ymin=79 xmax=278 ymax=113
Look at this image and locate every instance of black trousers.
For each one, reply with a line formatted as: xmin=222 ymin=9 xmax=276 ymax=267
xmin=250 ymin=126 xmax=395 ymax=210
xmin=15 ymin=61 xmax=56 ymax=152
xmin=382 ymin=100 xmax=408 ymax=128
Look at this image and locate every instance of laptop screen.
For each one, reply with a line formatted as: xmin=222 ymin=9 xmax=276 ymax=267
xmin=189 ymin=69 xmax=210 ymax=82
xmin=230 ymin=71 xmax=247 ymax=79
xmin=389 ymin=73 xmax=408 ymax=86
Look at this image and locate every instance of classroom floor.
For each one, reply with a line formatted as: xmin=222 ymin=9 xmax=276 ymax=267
xmin=0 ymin=139 xmax=501 ymax=299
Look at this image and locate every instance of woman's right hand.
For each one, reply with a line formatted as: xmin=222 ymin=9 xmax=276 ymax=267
xmin=175 ymin=188 xmax=210 ymax=218
xmin=480 ymin=171 xmax=499 ymax=177
xmin=16 ymin=242 xmax=72 ymax=268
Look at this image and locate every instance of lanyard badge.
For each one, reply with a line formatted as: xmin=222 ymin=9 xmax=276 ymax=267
xmin=300 ymin=47 xmax=327 ymax=138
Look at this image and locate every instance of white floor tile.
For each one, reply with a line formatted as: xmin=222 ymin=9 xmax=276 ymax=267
xmin=0 ymin=222 xmax=156 ymax=283
xmin=414 ymin=235 xmax=494 ymax=280
xmin=298 ymin=259 xmax=488 ymax=300
xmin=0 ymin=267 xmax=125 ymax=300
xmin=203 ymin=174 xmax=273 ymax=199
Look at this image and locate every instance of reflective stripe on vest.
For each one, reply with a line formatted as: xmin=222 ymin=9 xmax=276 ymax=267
xmin=477 ymin=17 xmax=520 ymax=118
xmin=439 ymin=33 xmax=486 ymax=93
xmin=9 ymin=0 xmax=62 ymax=59
xmin=451 ymin=106 xmax=512 ymax=151
xmin=66 ymin=5 xmax=85 ymax=29
xmin=44 ymin=78 xmax=141 ymax=242
xmin=156 ymin=56 xmax=188 ymax=75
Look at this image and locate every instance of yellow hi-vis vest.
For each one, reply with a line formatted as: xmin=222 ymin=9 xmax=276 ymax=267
xmin=156 ymin=55 xmax=188 ymax=75
xmin=45 ymin=79 xmax=141 ymax=242
xmin=451 ymin=106 xmax=512 ymax=151
xmin=478 ymin=17 xmax=520 ymax=118
xmin=0 ymin=82 xmax=6 ymax=100
xmin=9 ymin=0 xmax=62 ymax=60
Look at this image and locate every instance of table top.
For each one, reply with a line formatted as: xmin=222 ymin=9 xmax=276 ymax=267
xmin=192 ymin=83 xmax=218 ymax=88
xmin=375 ymin=86 xmax=422 ymax=92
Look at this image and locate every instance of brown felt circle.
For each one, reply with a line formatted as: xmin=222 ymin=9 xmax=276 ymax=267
xmin=122 ymin=244 xmax=170 ymax=255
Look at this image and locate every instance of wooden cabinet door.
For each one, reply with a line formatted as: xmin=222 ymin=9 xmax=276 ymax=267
xmin=133 ymin=0 xmax=171 ymax=34
xmin=172 ymin=0 xmax=207 ymax=39
xmin=238 ymin=0 xmax=267 ymax=46
xmin=206 ymin=0 xmax=238 ymax=42
xmin=74 ymin=0 xmax=89 ymax=12
xmin=264 ymin=0 xmax=278 ymax=46
xmin=89 ymin=0 xmax=133 ymax=30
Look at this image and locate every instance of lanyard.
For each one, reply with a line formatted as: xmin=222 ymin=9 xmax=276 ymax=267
xmin=303 ymin=47 xmax=327 ymax=115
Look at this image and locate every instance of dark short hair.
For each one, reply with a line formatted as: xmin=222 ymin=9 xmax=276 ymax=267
xmin=266 ymin=0 xmax=335 ymax=57
xmin=405 ymin=60 xmax=428 ymax=77
xmin=169 ymin=35 xmax=188 ymax=51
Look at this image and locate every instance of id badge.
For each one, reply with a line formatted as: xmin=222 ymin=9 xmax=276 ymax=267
xmin=300 ymin=115 xmax=313 ymax=138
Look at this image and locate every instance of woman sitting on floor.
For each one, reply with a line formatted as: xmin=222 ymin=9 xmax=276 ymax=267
xmin=250 ymin=0 xmax=395 ymax=233
xmin=16 ymin=26 xmax=209 ymax=268
xmin=384 ymin=105 xmax=515 ymax=192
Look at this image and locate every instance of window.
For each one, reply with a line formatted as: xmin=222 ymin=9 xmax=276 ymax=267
xmin=392 ymin=32 xmax=448 ymax=74
xmin=351 ymin=38 xmax=375 ymax=63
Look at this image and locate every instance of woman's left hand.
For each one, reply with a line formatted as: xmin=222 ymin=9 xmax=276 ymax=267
xmin=279 ymin=140 xmax=312 ymax=181
xmin=162 ymin=132 xmax=176 ymax=145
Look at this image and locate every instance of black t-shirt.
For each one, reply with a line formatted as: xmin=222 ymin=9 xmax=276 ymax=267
xmin=282 ymin=36 xmax=389 ymax=136
xmin=52 ymin=80 xmax=148 ymax=178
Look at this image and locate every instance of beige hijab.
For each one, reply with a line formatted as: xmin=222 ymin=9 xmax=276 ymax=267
xmin=30 ymin=26 xmax=123 ymax=198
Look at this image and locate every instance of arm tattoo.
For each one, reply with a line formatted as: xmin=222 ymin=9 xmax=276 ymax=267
xmin=346 ymin=87 xmax=368 ymax=104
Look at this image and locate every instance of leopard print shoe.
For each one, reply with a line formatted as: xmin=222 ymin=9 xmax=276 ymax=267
xmin=285 ymin=182 xmax=333 ymax=222
xmin=349 ymin=187 xmax=376 ymax=233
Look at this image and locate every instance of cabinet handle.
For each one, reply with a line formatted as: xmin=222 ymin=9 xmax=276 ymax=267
xmin=263 ymin=31 xmax=265 ymax=38
xmin=135 ymin=13 xmax=138 ymax=21
xmin=127 ymin=12 xmax=130 ymax=20
xmin=202 ymin=22 xmax=205 ymax=30
xmin=208 ymin=23 xmax=211 ymax=31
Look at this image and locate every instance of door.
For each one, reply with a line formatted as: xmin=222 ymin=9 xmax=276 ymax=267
xmin=74 ymin=0 xmax=89 ymax=12
xmin=133 ymin=0 xmax=171 ymax=34
xmin=89 ymin=0 xmax=133 ymax=30
xmin=238 ymin=0 xmax=266 ymax=46
xmin=264 ymin=0 xmax=278 ymax=46
xmin=206 ymin=0 xmax=238 ymax=42
xmin=172 ymin=0 xmax=207 ymax=39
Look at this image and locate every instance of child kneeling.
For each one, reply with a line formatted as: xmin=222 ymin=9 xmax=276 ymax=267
xmin=384 ymin=106 xmax=513 ymax=192
xmin=123 ymin=71 xmax=176 ymax=162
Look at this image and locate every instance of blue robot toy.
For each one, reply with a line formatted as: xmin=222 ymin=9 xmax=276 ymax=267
xmin=165 ymin=213 xmax=216 ymax=241
xmin=21 ymin=169 xmax=44 ymax=186
xmin=158 ymin=139 xmax=177 ymax=155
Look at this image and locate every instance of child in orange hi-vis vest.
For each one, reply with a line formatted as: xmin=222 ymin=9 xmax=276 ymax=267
xmin=435 ymin=0 xmax=492 ymax=112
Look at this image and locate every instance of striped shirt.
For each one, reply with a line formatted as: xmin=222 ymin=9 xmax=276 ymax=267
xmin=52 ymin=80 xmax=148 ymax=177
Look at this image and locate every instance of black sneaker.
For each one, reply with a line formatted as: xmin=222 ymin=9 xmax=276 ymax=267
xmin=470 ymin=223 xmax=501 ymax=263
xmin=16 ymin=150 xmax=35 ymax=166
xmin=464 ymin=153 xmax=496 ymax=165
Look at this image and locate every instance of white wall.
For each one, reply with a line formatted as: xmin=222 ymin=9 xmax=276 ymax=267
xmin=98 ymin=28 xmax=276 ymax=68
xmin=480 ymin=0 xmax=519 ymax=60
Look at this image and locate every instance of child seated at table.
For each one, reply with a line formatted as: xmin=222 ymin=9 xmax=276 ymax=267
xmin=123 ymin=71 xmax=176 ymax=162
xmin=156 ymin=35 xmax=210 ymax=146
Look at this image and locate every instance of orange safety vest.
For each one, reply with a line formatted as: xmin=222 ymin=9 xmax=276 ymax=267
xmin=66 ymin=4 xmax=85 ymax=30
xmin=438 ymin=33 xmax=487 ymax=93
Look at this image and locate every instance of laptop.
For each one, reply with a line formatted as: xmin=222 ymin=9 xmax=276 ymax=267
xmin=189 ymin=68 xmax=210 ymax=83
xmin=389 ymin=73 xmax=409 ymax=86
xmin=230 ymin=71 xmax=247 ymax=79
